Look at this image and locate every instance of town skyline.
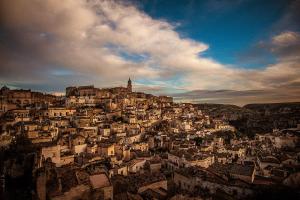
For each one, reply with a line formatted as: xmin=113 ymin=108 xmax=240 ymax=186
xmin=1 ymin=77 xmax=300 ymax=106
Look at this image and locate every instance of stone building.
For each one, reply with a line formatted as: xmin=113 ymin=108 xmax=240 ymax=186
xmin=0 ymin=86 xmax=56 ymax=108
xmin=127 ymin=77 xmax=132 ymax=93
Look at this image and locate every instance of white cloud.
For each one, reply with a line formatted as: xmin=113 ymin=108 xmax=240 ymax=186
xmin=272 ymin=31 xmax=300 ymax=46
xmin=0 ymin=0 xmax=299 ymax=96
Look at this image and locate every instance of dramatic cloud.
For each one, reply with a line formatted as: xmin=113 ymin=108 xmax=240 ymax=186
xmin=0 ymin=0 xmax=207 ymax=89
xmin=0 ymin=0 xmax=299 ymax=104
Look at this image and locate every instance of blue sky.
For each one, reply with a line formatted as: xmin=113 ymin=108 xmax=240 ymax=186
xmin=132 ymin=0 xmax=292 ymax=68
xmin=0 ymin=0 xmax=299 ymax=104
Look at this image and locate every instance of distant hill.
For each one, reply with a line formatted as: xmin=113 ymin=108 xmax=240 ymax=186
xmin=196 ymin=102 xmax=300 ymax=137
xmin=244 ymin=102 xmax=300 ymax=114
xmin=172 ymin=89 xmax=300 ymax=106
xmin=196 ymin=103 xmax=254 ymax=120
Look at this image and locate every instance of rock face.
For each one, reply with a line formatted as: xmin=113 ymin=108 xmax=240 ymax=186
xmin=196 ymin=104 xmax=254 ymax=120
xmin=197 ymin=102 xmax=300 ymax=136
xmin=283 ymin=172 xmax=300 ymax=189
xmin=241 ymin=103 xmax=300 ymax=134
xmin=36 ymin=172 xmax=46 ymax=200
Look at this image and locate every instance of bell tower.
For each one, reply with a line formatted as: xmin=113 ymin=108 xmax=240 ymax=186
xmin=127 ymin=77 xmax=132 ymax=92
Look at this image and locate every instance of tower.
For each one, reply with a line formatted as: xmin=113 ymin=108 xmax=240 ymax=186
xmin=127 ymin=77 xmax=132 ymax=92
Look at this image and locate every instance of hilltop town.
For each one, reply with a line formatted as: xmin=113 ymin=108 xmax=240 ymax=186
xmin=0 ymin=79 xmax=299 ymax=200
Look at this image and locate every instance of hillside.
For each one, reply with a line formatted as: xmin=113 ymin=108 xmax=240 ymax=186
xmin=197 ymin=102 xmax=300 ymax=137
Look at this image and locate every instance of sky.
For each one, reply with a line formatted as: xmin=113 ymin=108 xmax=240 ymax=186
xmin=0 ymin=0 xmax=300 ymax=105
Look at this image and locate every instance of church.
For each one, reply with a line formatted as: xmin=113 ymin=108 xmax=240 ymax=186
xmin=127 ymin=77 xmax=132 ymax=93
xmin=66 ymin=78 xmax=133 ymax=98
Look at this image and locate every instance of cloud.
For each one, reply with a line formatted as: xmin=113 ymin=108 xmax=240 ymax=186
xmin=270 ymin=31 xmax=300 ymax=61
xmin=181 ymin=31 xmax=300 ymax=94
xmin=272 ymin=31 xmax=300 ymax=46
xmin=0 ymin=0 xmax=207 ymax=89
xmin=0 ymin=0 xmax=299 ymax=102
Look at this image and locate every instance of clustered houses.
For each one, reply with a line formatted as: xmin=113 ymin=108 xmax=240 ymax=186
xmin=0 ymin=79 xmax=299 ymax=200
xmin=0 ymin=86 xmax=57 ymax=112
xmin=250 ymin=128 xmax=300 ymax=180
